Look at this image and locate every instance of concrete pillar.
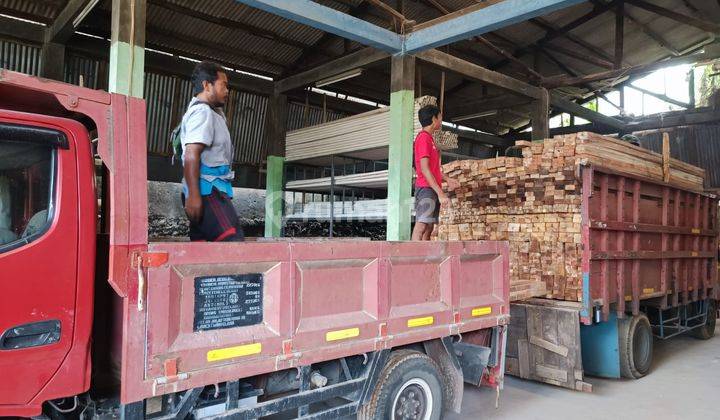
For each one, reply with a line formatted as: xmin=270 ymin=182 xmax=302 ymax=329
xmin=109 ymin=0 xmax=146 ymax=97
xmin=264 ymin=92 xmax=289 ymax=237
xmin=386 ymin=54 xmax=415 ymax=241
xmin=531 ymin=87 xmax=550 ymax=141
xmin=40 ymin=42 xmax=65 ymax=80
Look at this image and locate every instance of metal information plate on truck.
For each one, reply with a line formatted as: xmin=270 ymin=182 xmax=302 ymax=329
xmin=194 ymin=274 xmax=263 ymax=331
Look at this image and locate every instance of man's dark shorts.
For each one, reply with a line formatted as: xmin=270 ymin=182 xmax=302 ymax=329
xmin=182 ymin=188 xmax=245 ymax=242
xmin=415 ymin=187 xmax=439 ymax=224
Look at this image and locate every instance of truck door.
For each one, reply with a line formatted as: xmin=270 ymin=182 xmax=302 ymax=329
xmin=0 ymin=121 xmax=79 ymax=405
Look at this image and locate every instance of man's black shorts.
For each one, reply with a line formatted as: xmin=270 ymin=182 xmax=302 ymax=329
xmin=182 ymin=188 xmax=245 ymax=242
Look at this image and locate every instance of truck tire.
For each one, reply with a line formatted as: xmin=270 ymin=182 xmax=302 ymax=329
xmin=691 ymin=299 xmax=717 ymax=340
xmin=618 ymin=314 xmax=653 ymax=379
xmin=358 ymin=350 xmax=444 ymax=420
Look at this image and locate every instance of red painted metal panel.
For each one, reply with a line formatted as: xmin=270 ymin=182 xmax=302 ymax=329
xmin=121 ymin=240 xmax=509 ymax=403
xmin=586 ymin=166 xmax=718 ymax=318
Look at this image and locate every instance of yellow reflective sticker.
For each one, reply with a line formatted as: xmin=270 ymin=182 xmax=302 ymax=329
xmin=471 ymin=306 xmax=492 ymax=317
xmin=407 ymin=316 xmax=434 ymax=328
xmin=207 ymin=343 xmax=261 ymax=362
xmin=642 ymin=288 xmax=655 ymax=294
xmin=625 ymin=295 xmax=632 ymax=301
xmin=326 ymin=327 xmax=360 ymax=342
xmin=692 ymin=228 xmax=701 ymax=234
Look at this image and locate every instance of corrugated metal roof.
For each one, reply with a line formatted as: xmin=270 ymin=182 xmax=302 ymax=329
xmin=0 ymin=0 xmax=62 ymax=23
xmin=1 ymin=0 xmax=717 ymax=134
xmin=3 ymin=0 xmax=714 ymax=82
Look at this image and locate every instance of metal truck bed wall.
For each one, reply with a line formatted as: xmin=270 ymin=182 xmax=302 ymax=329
xmin=507 ymin=165 xmax=718 ymax=391
xmin=122 ymin=240 xmax=509 ymax=402
xmin=580 ymin=165 xmax=718 ymax=324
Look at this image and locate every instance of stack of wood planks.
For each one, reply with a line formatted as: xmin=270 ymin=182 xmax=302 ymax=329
xmin=285 ymin=96 xmax=457 ymax=162
xmin=437 ymin=132 xmax=705 ymax=302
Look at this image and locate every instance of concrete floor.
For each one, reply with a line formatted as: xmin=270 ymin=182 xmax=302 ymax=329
xmin=448 ymin=326 xmax=720 ymax=420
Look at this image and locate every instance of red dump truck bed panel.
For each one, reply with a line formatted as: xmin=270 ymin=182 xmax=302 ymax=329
xmin=120 ymin=240 xmax=509 ymax=402
xmin=581 ymin=165 xmax=718 ymax=323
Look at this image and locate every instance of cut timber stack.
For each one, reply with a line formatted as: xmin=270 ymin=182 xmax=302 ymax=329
xmin=285 ymin=96 xmax=456 ymax=162
xmin=437 ymin=132 xmax=705 ymax=302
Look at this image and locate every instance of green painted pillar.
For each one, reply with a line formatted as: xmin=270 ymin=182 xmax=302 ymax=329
xmin=263 ymin=92 xmax=288 ymax=238
xmin=265 ymin=155 xmax=285 ymax=238
xmin=386 ymin=54 xmax=416 ymax=241
xmin=109 ymin=0 xmax=146 ymax=98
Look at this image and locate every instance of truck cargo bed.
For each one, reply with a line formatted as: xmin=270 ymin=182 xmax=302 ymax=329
xmin=120 ymin=240 xmax=509 ymax=403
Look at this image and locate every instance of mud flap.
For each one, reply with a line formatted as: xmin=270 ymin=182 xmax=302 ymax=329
xmin=423 ymin=338 xmax=464 ymax=414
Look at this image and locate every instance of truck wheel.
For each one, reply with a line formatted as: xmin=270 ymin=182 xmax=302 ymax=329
xmin=619 ymin=314 xmax=653 ymax=379
xmin=359 ymin=350 xmax=443 ymax=420
xmin=691 ymin=300 xmax=717 ymax=340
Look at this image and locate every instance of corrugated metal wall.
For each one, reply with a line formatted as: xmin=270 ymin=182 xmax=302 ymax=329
xmin=144 ymin=72 xmax=179 ymax=155
xmin=637 ymin=124 xmax=720 ymax=189
xmin=0 ymin=39 xmax=40 ymax=75
xmin=65 ymin=53 xmax=106 ymax=90
xmin=227 ymin=90 xmax=268 ymax=164
xmin=286 ymin=101 xmax=346 ymax=131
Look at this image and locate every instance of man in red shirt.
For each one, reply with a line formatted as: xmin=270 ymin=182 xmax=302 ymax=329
xmin=412 ymin=105 xmax=459 ymax=240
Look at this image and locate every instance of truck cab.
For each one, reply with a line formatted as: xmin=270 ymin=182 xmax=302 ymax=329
xmin=0 ymin=109 xmax=96 ymax=417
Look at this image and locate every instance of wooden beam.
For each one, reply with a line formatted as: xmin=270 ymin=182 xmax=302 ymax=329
xmin=591 ymin=0 xmax=680 ymax=56
xmin=365 ymin=0 xmax=409 ymax=26
xmin=234 ymin=0 xmax=402 ymax=53
xmin=413 ymin=0 xmax=503 ymax=30
xmin=475 ymin=36 xmax=543 ymax=81
xmin=625 ymin=0 xmax=720 ymax=34
xmin=40 ymin=42 xmax=65 ymax=80
xmin=417 ymin=49 xmax=543 ymax=99
xmin=264 ymin=92 xmax=289 ymax=157
xmin=544 ymin=52 xmax=719 ymax=88
xmin=405 ymin=0 xmax=585 ymax=54
xmin=46 ymin=0 xmax=98 ymax=43
xmin=550 ymin=93 xmax=627 ymax=129
xmin=546 ymin=42 xmax=614 ymax=69
xmin=512 ymin=108 xmax=720 ymax=139
xmin=449 ymin=128 xmax=513 ymax=147
xmin=445 ymin=95 xmax=533 ymax=119
xmin=532 ymin=88 xmax=550 ymax=140
xmin=529 ymin=17 xmax=615 ymax=64
xmin=614 ymin=1 xmax=624 ymax=69
xmin=276 ymin=47 xmax=389 ymax=93
xmin=626 ymin=84 xmax=690 ymax=108
xmin=491 ymin=3 xmax=619 ymax=72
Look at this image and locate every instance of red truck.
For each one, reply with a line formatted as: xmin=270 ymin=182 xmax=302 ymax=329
xmin=0 ymin=69 xmax=510 ymax=419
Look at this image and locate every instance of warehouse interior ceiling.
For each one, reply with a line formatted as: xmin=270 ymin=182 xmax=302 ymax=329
xmin=0 ymin=0 xmax=719 ymax=137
